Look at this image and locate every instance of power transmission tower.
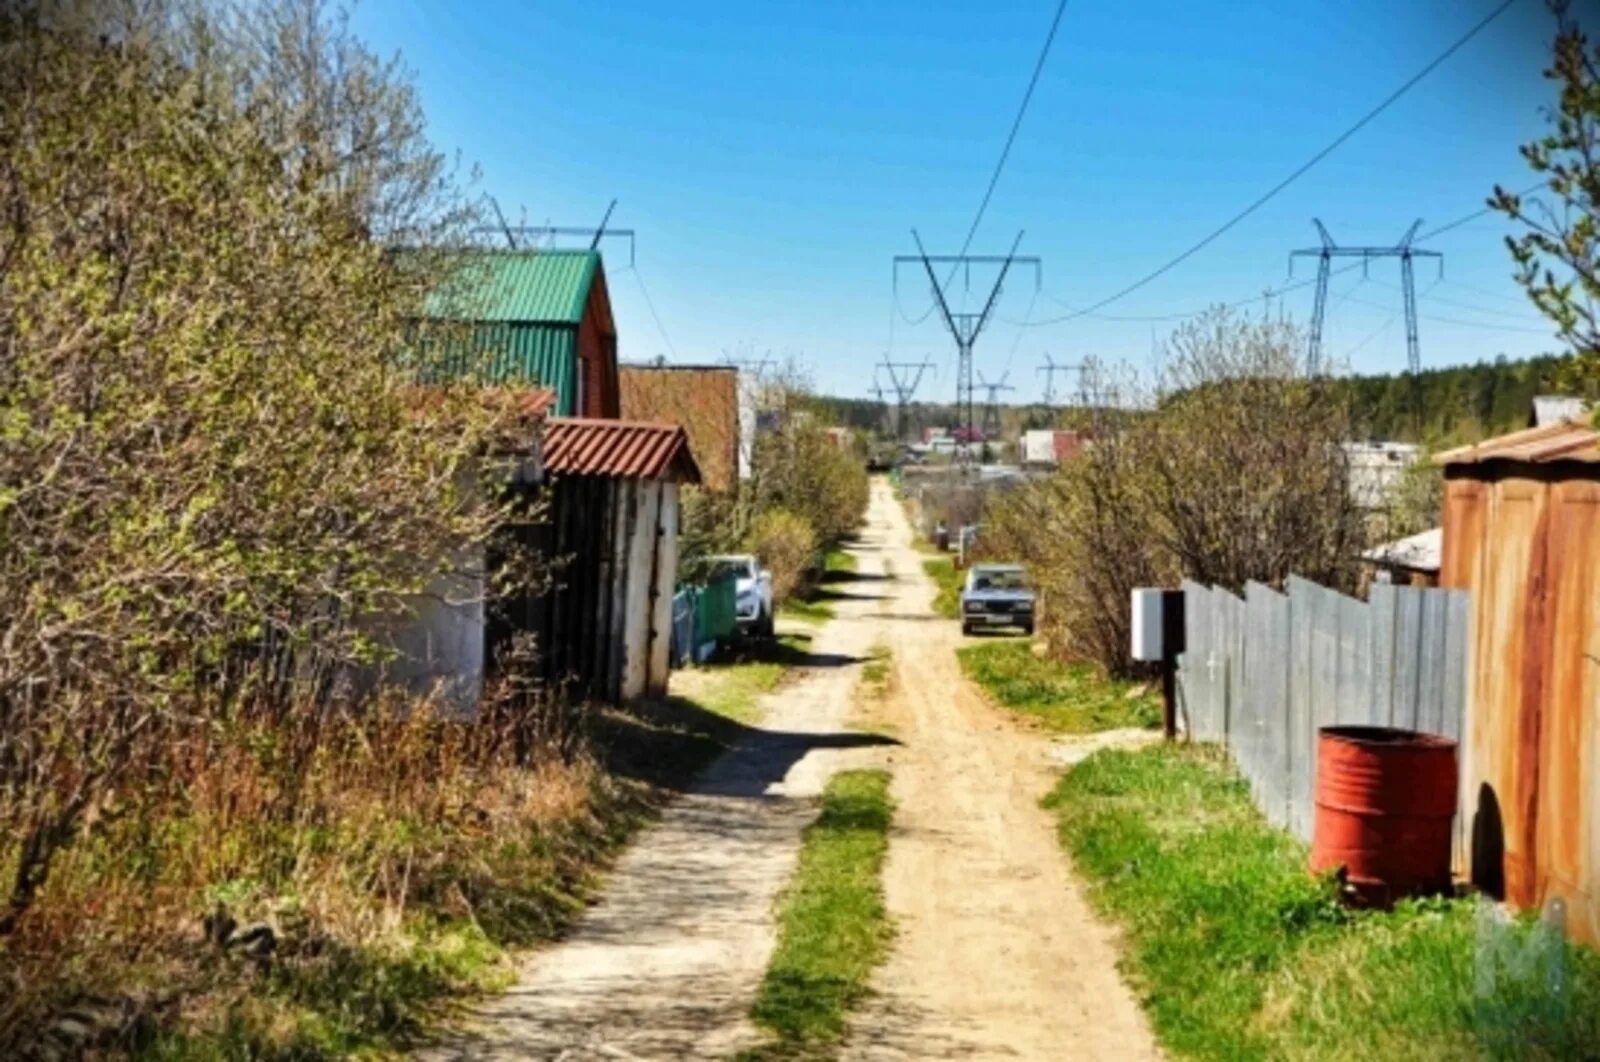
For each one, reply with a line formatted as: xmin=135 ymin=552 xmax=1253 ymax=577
xmin=976 ymin=371 xmax=1015 ymax=456
xmin=1037 ymin=355 xmax=1084 ymax=415
xmin=867 ymin=376 xmax=891 ymax=436
xmin=894 ymin=230 xmax=1040 ymax=453
xmin=878 ymin=359 xmax=933 ymax=441
xmin=1290 ymin=219 xmax=1442 ymax=375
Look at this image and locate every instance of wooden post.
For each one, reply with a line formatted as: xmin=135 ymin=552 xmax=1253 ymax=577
xmin=1160 ymin=589 xmax=1187 ymax=741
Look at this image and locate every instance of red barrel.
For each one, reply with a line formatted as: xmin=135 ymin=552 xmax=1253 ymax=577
xmin=1310 ymin=725 xmax=1458 ymax=904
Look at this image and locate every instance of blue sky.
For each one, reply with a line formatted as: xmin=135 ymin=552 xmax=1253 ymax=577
xmin=354 ymin=0 xmax=1569 ymax=401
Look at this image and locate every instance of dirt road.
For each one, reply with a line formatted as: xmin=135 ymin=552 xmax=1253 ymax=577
xmin=844 ymin=480 xmax=1158 ymax=1059
xmin=431 ymin=480 xmax=1156 ymax=1059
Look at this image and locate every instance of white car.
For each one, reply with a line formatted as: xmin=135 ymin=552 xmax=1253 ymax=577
xmin=707 ymin=554 xmax=774 ymax=637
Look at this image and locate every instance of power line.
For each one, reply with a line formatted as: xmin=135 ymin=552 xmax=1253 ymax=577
xmin=1019 ymin=0 xmax=1517 ymax=324
xmin=959 ymin=0 xmax=1071 ymax=257
xmin=1009 ymin=181 xmax=1546 ymax=329
xmin=633 ymin=267 xmax=678 ymax=360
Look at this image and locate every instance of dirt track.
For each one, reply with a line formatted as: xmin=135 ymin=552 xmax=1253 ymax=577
xmin=844 ymin=480 xmax=1158 ymax=1059
xmin=428 ymin=479 xmax=1156 ymax=1060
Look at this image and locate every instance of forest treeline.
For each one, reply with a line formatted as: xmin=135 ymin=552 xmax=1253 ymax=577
xmin=813 ymin=352 xmax=1584 ymax=445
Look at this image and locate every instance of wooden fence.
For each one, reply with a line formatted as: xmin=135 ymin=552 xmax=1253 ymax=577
xmin=1178 ymin=576 xmax=1471 ymax=845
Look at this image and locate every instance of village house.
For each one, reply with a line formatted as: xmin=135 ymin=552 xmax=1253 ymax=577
xmin=420 ymin=248 xmax=621 ymax=417
xmin=619 ymin=363 xmax=745 ymax=491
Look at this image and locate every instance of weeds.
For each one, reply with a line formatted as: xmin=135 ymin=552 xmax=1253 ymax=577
xmin=923 ymin=557 xmax=961 ymax=619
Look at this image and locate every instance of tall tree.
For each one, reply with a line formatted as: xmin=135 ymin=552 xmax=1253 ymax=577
xmin=1493 ymin=1 xmax=1600 ymax=390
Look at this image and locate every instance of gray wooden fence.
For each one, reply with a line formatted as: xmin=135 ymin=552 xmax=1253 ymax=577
xmin=1178 ymin=576 xmax=1470 ymax=843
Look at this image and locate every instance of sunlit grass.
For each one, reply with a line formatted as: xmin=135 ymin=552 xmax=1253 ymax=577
xmin=745 ymin=769 xmax=894 ymax=1057
xmin=958 ymin=640 xmax=1160 ymax=733
xmin=1047 ymin=744 xmax=1600 ymax=1060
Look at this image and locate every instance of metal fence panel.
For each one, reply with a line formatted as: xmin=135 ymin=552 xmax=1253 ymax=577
xmin=1180 ymin=573 xmax=1471 ymax=845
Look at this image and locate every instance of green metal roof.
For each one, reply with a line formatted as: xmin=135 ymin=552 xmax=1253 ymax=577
xmin=423 ymin=250 xmax=598 ymax=324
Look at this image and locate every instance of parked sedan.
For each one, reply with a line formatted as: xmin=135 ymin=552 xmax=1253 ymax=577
xmin=707 ymin=554 xmax=775 ymax=638
xmin=959 ymin=563 xmax=1035 ymax=636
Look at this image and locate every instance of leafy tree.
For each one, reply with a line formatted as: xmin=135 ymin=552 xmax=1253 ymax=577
xmin=1493 ymin=1 xmax=1600 ymax=389
xmin=0 ymin=0 xmax=516 ymax=933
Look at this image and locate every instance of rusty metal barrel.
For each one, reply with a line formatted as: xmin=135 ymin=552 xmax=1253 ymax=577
xmin=1309 ymin=725 xmax=1458 ymax=904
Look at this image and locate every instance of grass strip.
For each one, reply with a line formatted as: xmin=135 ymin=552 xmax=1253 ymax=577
xmin=958 ymin=640 xmax=1160 ymax=733
xmin=922 ymin=556 xmax=960 ymax=619
xmin=1047 ymin=742 xmax=1600 ymax=1060
xmin=746 ymin=769 xmax=894 ymax=1057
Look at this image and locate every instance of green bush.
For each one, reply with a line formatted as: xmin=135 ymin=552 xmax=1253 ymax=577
xmin=748 ymin=508 xmax=817 ymax=605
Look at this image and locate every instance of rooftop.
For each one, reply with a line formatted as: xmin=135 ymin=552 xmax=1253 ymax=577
xmin=422 ymin=250 xmax=599 ymax=324
xmin=1435 ymin=418 xmax=1600 ymax=466
xmin=542 ymin=416 xmax=702 ymax=483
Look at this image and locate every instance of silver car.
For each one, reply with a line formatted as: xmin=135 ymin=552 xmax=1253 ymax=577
xmin=959 ymin=563 xmax=1036 ymax=636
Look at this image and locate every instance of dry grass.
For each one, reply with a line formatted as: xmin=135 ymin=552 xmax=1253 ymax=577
xmin=0 ymin=691 xmax=726 ymax=1059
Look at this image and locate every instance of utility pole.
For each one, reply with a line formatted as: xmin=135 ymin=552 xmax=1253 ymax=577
xmin=877 ymin=358 xmax=934 ymax=441
xmin=1037 ymin=355 xmax=1083 ymax=418
xmin=977 ymin=371 xmax=1015 ymax=460
xmin=1290 ymin=219 xmax=1442 ymax=376
xmin=894 ymin=231 xmax=1041 ymax=457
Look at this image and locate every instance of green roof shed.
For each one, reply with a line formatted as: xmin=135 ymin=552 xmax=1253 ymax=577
xmin=419 ymin=250 xmax=618 ymax=417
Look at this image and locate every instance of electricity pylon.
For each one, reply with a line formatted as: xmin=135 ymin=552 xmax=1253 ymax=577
xmin=894 ymin=231 xmax=1041 ymax=449
xmin=1290 ymin=219 xmax=1442 ymax=376
xmin=878 ymin=358 xmax=934 ymax=441
xmin=1037 ymin=355 xmax=1084 ymax=416
xmin=977 ymin=371 xmax=1015 ymax=455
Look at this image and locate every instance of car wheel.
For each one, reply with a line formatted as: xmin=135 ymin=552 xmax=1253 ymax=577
xmin=1021 ymin=622 xmax=1035 ymax=636
xmin=760 ymin=608 xmax=775 ymax=638
xmin=961 ymin=621 xmax=974 ymax=636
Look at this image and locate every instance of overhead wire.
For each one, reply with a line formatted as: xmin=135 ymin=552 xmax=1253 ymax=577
xmin=892 ymin=0 xmax=1071 ymax=364
xmin=1005 ymin=180 xmax=1548 ymax=329
xmin=958 ymin=0 xmax=1071 ymax=258
xmin=632 ymin=266 xmax=679 ymax=361
xmin=1011 ymin=0 xmax=1517 ymax=327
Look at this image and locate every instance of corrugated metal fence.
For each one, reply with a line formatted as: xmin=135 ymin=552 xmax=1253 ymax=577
xmin=668 ymin=574 xmax=740 ymax=668
xmin=1179 ymin=575 xmax=1470 ymax=844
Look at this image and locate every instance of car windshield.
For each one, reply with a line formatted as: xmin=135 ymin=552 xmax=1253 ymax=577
xmin=970 ymin=568 xmax=1028 ymax=591
xmin=707 ymin=558 xmax=755 ymax=581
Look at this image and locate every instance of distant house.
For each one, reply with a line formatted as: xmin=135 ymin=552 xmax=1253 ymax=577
xmin=1342 ymin=441 xmax=1421 ymax=510
xmin=1361 ymin=526 xmax=1441 ymax=588
xmin=420 ymin=249 xmax=620 ymax=418
xmin=619 ymin=363 xmax=742 ymax=491
xmin=1529 ymin=395 xmax=1589 ymax=428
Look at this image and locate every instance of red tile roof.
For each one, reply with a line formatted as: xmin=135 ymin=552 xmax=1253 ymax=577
xmin=1435 ymin=418 xmax=1600 ymax=466
xmin=541 ymin=416 xmax=702 ymax=483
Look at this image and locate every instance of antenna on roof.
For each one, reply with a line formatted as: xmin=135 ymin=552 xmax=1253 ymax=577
xmin=590 ymin=199 xmax=618 ymax=251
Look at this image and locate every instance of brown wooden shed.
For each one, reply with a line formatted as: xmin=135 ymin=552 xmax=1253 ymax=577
xmin=1437 ymin=418 xmax=1600 ymax=944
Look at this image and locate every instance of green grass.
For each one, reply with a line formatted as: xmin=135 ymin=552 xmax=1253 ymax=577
xmin=746 ymin=769 xmax=895 ymax=1058
xmin=780 ymin=548 xmax=860 ymax=625
xmin=860 ymin=643 xmax=892 ymax=694
xmin=823 ymin=548 xmax=858 ymax=577
xmin=1046 ymin=743 xmax=1600 ymax=1061
xmin=677 ymin=635 xmax=807 ymax=725
xmin=780 ymin=597 xmax=835 ymax=625
xmin=923 ymin=556 xmax=960 ymax=618
xmin=958 ymin=640 xmax=1161 ymax=733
